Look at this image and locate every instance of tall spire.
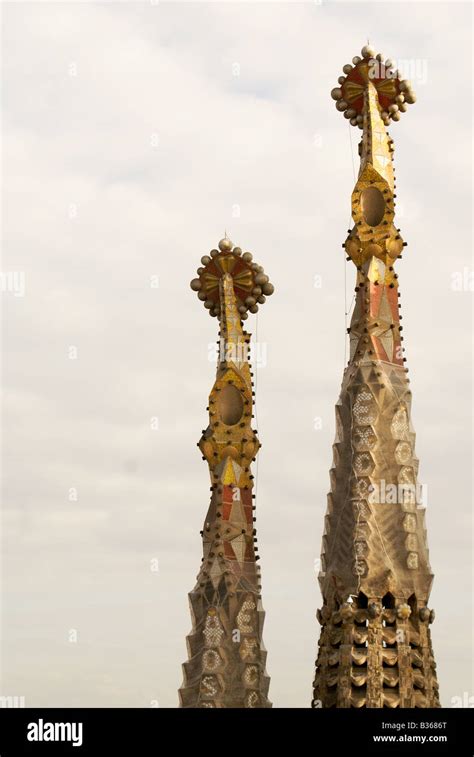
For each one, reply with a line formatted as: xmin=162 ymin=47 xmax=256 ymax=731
xmin=312 ymin=46 xmax=440 ymax=708
xmin=180 ymin=238 xmax=274 ymax=708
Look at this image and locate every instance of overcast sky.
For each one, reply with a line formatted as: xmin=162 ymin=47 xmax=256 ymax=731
xmin=1 ymin=1 xmax=472 ymax=708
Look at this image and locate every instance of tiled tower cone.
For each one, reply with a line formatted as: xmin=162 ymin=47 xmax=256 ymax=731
xmin=312 ymin=46 xmax=440 ymax=709
xmin=180 ymin=238 xmax=274 ymax=708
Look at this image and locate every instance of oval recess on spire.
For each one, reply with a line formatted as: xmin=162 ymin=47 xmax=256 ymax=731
xmin=218 ymin=383 xmax=244 ymax=426
xmin=360 ymin=186 xmax=386 ymax=226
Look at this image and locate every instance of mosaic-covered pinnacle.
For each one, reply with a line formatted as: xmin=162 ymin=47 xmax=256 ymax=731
xmin=190 ymin=239 xmax=275 ymax=319
xmin=331 ymin=45 xmax=416 ymax=128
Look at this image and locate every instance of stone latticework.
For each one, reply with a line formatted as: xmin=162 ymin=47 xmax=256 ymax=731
xmin=180 ymin=238 xmax=274 ymax=708
xmin=312 ymin=46 xmax=440 ymax=709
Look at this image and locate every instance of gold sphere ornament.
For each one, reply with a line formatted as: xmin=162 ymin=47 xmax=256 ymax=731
xmin=218 ymin=238 xmax=233 ymax=252
xmin=361 ymin=45 xmax=375 ymax=59
xmin=386 ymin=238 xmax=403 ymax=257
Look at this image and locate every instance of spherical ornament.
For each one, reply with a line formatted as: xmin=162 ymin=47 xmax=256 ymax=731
xmin=391 ymin=111 xmax=401 ymax=122
xmin=249 ymin=304 xmax=259 ymax=314
xmin=396 ymin=93 xmax=405 ymax=104
xmin=252 ymin=286 xmax=262 ymax=296
xmin=345 ymin=238 xmax=359 ymax=257
xmin=399 ymin=79 xmax=409 ymax=92
xmin=198 ymin=291 xmax=207 ymax=301
xmin=255 ymin=273 xmax=269 ymax=285
xmin=399 ymin=102 xmax=408 ymax=113
xmin=257 ymin=295 xmax=266 ymax=304
xmin=190 ymin=278 xmax=202 ymax=291
xmin=201 ymin=255 xmax=211 ymax=266
xmin=210 ymin=248 xmax=219 ymax=257
xmin=361 ymin=45 xmax=375 ymax=59
xmin=245 ymin=296 xmax=256 ymax=307
xmin=350 ymin=118 xmax=358 ymax=126
xmin=404 ymin=90 xmax=416 ymax=104
xmin=197 ymin=267 xmax=204 ymax=275
xmin=356 ymin=114 xmax=363 ymax=125
xmin=337 ymin=76 xmax=345 ymax=85
xmin=397 ymin=603 xmax=411 ymax=620
xmin=344 ymin=110 xmax=352 ymax=119
xmin=346 ymin=108 xmax=357 ymax=118
xmin=381 ymin=110 xmax=388 ymax=120
xmin=241 ymin=312 xmax=248 ymax=320
xmin=387 ymin=237 xmax=403 ymax=257
xmin=342 ymin=64 xmax=353 ymax=74
xmin=238 ymin=305 xmax=246 ymax=314
xmin=388 ymin=104 xmax=399 ymax=114
xmin=204 ymin=299 xmax=213 ymax=309
xmin=242 ymin=252 xmax=253 ymax=263
xmin=368 ymin=601 xmax=382 ymax=618
xmin=336 ymin=99 xmax=348 ymax=111
xmin=262 ymin=282 xmax=274 ymax=296
xmin=419 ymin=607 xmax=430 ymax=622
xmin=243 ymin=440 xmax=257 ymax=459
xmin=218 ymin=238 xmax=232 ymax=252
xmin=233 ymin=246 xmax=242 ymax=256
xmin=331 ymin=87 xmax=342 ymax=101
xmin=429 ymin=609 xmax=436 ymax=624
xmin=352 ymin=55 xmax=362 ymax=65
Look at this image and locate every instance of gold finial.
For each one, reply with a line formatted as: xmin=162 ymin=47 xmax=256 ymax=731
xmin=190 ymin=239 xmax=275 ymax=318
xmin=331 ymin=46 xmax=416 ymax=129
